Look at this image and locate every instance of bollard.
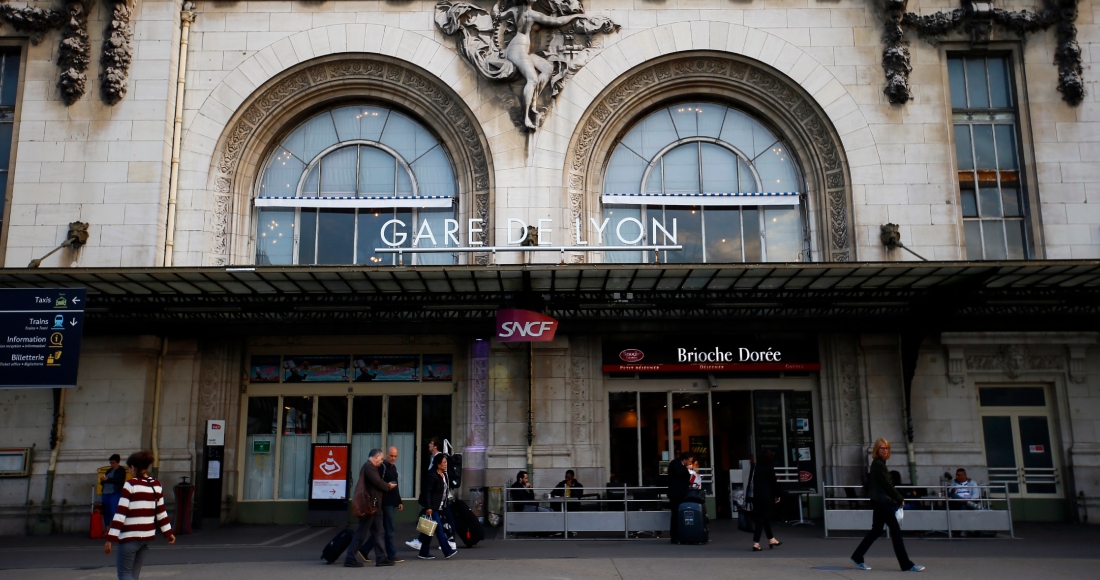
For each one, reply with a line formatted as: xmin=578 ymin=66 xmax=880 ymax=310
xmin=173 ymin=477 xmax=195 ymax=535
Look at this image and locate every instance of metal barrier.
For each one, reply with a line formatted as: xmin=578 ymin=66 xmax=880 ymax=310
xmin=823 ymin=485 xmax=1014 ymax=538
xmin=503 ymin=486 xmax=671 ymax=539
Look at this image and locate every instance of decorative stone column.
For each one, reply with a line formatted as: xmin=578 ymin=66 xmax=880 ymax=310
xmin=464 ymin=339 xmax=490 ymax=491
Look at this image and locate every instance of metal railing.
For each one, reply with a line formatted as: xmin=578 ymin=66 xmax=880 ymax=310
xmin=988 ymin=467 xmax=1060 ymax=491
xmin=823 ymin=485 xmax=1014 ymax=538
xmin=503 ymin=486 xmax=676 ymax=539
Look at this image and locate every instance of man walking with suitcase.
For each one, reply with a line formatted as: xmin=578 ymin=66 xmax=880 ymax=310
xmin=667 ymin=451 xmax=694 ymax=544
xmin=346 ymin=449 xmax=397 ymax=568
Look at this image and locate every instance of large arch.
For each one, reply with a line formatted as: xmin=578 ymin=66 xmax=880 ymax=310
xmin=564 ymin=51 xmax=857 ymax=262
xmin=199 ymin=53 xmax=494 ymax=266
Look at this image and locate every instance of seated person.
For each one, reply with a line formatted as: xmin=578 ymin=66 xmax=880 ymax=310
xmin=948 ymin=468 xmax=979 ymax=510
xmin=510 ymin=470 xmax=551 ymax=512
xmin=550 ymin=470 xmax=585 ymax=510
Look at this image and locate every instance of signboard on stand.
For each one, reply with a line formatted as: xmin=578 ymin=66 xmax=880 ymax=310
xmin=308 ymin=443 xmax=351 ymax=525
xmin=0 ymin=288 xmax=86 ymax=388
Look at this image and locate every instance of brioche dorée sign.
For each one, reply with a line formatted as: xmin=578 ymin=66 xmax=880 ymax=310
xmin=602 ymin=338 xmax=819 ymax=373
xmin=496 ymin=309 xmax=559 ymax=342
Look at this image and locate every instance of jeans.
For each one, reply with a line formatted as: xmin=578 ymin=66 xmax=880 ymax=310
xmin=102 ymin=491 xmax=122 ymax=527
xmin=851 ymin=501 xmax=914 ymax=570
xmin=366 ymin=505 xmax=398 ymax=560
xmin=418 ymin=511 xmax=456 ymax=557
xmin=346 ymin=513 xmax=386 ymax=563
xmin=116 ymin=541 xmax=148 ymax=580
xmin=522 ymin=505 xmax=553 ymax=513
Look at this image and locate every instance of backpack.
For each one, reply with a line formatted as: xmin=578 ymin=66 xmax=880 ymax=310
xmin=443 ymin=439 xmax=463 ymax=490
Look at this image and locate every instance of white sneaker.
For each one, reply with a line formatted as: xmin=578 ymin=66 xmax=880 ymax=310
xmin=448 ymin=540 xmax=457 ymax=551
xmin=405 ymin=539 xmax=421 ymax=550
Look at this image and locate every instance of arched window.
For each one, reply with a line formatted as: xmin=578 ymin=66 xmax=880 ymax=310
xmin=253 ymin=105 xmax=458 ymax=265
xmin=602 ymin=102 xmax=807 ymax=263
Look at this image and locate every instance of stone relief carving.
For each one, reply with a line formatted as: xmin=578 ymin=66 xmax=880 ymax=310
xmin=965 ymin=344 xmax=1064 ymax=378
xmin=0 ymin=4 xmax=63 ymax=45
xmin=435 ymin=0 xmax=619 ymax=131
xmin=836 ymin=336 xmax=864 ymax=444
xmin=469 ymin=355 xmax=489 ymax=447
xmin=210 ymin=195 xmax=230 ymax=267
xmin=100 ymin=0 xmax=135 ymax=106
xmin=210 ymin=58 xmax=491 ymax=265
xmin=881 ymin=0 xmax=1084 ymax=106
xmin=566 ymin=55 xmax=853 ymax=262
xmin=569 ymin=349 xmax=588 ymax=444
xmin=56 ymin=0 xmax=90 ymax=106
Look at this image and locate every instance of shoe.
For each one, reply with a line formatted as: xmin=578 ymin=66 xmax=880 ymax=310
xmin=752 ymin=544 xmax=762 ymax=551
xmin=359 ymin=552 xmax=371 ymax=563
xmin=851 ymin=560 xmax=871 ymax=571
xmin=343 ymin=558 xmax=364 ymax=568
xmin=392 ymin=558 xmax=405 ymax=563
xmin=445 ymin=549 xmax=458 ymax=559
xmin=376 ymin=560 xmax=395 ymax=567
xmin=769 ymin=540 xmax=782 ymax=549
xmin=406 ymin=539 xmax=422 ymax=550
xmin=449 ymin=540 xmax=458 ymax=551
xmin=418 ymin=554 xmax=436 ymax=560
xmin=906 ymin=565 xmax=926 ymax=572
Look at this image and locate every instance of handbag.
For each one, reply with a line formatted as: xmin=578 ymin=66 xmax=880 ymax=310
xmin=416 ymin=515 xmax=438 ymax=537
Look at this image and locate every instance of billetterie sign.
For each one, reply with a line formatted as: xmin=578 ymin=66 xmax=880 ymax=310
xmin=496 ymin=309 xmax=559 ymax=342
xmin=602 ymin=338 xmax=819 ymax=373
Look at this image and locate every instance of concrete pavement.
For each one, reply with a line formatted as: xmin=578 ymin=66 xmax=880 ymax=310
xmin=3 ymin=520 xmax=1098 ymax=579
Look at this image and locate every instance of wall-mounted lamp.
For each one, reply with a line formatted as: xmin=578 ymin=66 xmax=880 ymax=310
xmin=28 ymin=222 xmax=90 ymax=268
xmin=879 ymin=223 xmax=928 ymax=261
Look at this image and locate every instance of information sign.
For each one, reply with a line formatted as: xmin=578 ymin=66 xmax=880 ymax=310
xmin=0 ymin=288 xmax=86 ymax=388
xmin=310 ymin=444 xmax=350 ymax=501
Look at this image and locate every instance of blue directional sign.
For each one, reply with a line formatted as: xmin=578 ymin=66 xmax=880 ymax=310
xmin=0 ymin=288 xmax=85 ymax=388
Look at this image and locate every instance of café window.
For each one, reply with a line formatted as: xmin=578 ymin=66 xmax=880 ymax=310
xmin=601 ymin=102 xmax=807 ymax=263
xmin=253 ymin=105 xmax=458 ymax=266
xmin=948 ymin=54 xmax=1030 ymax=259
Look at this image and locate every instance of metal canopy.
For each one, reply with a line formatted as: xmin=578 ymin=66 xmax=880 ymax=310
xmin=1 ymin=261 xmax=1098 ymax=335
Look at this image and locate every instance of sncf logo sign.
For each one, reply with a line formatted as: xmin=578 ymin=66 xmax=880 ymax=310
xmin=496 ymin=309 xmax=558 ymax=342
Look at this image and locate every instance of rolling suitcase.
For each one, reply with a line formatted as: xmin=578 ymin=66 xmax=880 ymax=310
xmin=321 ymin=528 xmax=354 ymax=564
xmin=449 ymin=498 xmax=484 ymax=547
xmin=677 ymin=500 xmax=708 ymax=544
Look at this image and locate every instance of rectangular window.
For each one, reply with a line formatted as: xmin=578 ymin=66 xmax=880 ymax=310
xmin=948 ymin=54 xmax=1028 ymax=260
xmin=0 ymin=48 xmax=20 ymax=248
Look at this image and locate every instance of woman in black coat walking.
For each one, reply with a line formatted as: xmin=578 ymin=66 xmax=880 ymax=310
xmin=749 ymin=450 xmax=783 ymax=551
xmin=417 ymin=453 xmax=457 ymax=560
xmin=850 ymin=438 xmax=924 ymax=572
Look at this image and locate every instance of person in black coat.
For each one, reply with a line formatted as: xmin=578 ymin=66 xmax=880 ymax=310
xmin=417 ymin=453 xmax=457 ymax=560
xmin=850 ymin=439 xmax=924 ymax=572
xmin=667 ymin=451 xmax=694 ymax=544
xmin=749 ymin=450 xmax=783 ymax=551
xmin=365 ymin=446 xmax=404 ymax=563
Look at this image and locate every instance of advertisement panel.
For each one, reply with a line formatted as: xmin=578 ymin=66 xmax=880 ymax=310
xmin=602 ymin=337 xmax=819 ymax=373
xmin=283 ymin=356 xmax=349 ymax=382
xmin=249 ymin=356 xmax=280 ymax=383
xmin=422 ymin=354 xmax=453 ymax=381
xmin=496 ymin=309 xmax=558 ymax=342
xmin=310 ymin=444 xmax=350 ymax=500
xmin=0 ymin=288 xmax=86 ymax=388
xmin=352 ymin=355 xmax=420 ymax=381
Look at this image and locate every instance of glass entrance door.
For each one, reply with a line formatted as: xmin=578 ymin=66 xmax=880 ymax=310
xmin=979 ymin=386 xmax=1061 ymax=498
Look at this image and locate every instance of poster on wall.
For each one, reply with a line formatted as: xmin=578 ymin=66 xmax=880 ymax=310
xmin=249 ymin=356 xmax=281 ymax=383
xmin=352 ymin=355 xmax=419 ymax=381
xmin=283 ymin=356 xmax=349 ymax=382
xmin=422 ymin=355 xmax=453 ymax=381
xmin=784 ymin=391 xmax=817 ymax=491
xmin=752 ymin=391 xmax=785 ymax=462
xmin=309 ymin=443 xmax=350 ymax=505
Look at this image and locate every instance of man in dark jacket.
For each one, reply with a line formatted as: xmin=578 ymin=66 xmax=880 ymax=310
xmin=667 ymin=451 xmax=694 ymax=544
xmin=365 ymin=446 xmax=405 ymax=563
xmin=346 ymin=449 xmax=397 ymax=568
xmin=510 ymin=470 xmax=552 ymax=512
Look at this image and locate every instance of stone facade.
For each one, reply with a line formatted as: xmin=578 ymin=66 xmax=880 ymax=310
xmin=1 ymin=0 xmax=1099 ymax=531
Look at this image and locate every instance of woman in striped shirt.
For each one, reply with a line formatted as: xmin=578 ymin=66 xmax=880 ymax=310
xmin=104 ymin=450 xmax=175 ymax=580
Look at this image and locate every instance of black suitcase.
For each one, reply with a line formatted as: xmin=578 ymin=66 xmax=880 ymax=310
xmin=321 ymin=528 xmax=354 ymax=564
xmin=677 ymin=501 xmax=708 ymax=544
xmin=449 ymin=498 xmax=484 ymax=547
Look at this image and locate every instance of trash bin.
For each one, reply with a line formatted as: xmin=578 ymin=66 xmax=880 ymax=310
xmin=487 ymin=486 xmax=503 ymax=527
xmin=468 ymin=486 xmax=487 ymax=524
xmin=173 ymin=477 xmax=195 ymax=535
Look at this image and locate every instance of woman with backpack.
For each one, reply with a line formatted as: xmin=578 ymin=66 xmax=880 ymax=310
xmin=417 ymin=453 xmax=458 ymax=560
xmin=850 ymin=438 xmax=925 ymax=572
xmin=103 ymin=450 xmax=175 ymax=580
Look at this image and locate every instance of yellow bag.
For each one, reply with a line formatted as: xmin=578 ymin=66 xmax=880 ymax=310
xmin=416 ymin=515 xmax=438 ymax=537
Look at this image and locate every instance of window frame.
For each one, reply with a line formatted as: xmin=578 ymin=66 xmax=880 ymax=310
xmin=0 ymin=42 xmax=25 ymax=266
xmin=942 ymin=45 xmax=1042 ymax=260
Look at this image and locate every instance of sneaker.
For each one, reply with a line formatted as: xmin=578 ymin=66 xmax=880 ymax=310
xmin=406 ymin=539 xmax=422 ymax=550
xmin=418 ymin=554 xmax=436 ymax=560
xmin=906 ymin=565 xmax=925 ymax=572
xmin=392 ymin=558 xmax=405 ymax=563
xmin=448 ymin=540 xmax=458 ymax=551
xmin=852 ymin=560 xmax=871 ymax=571
xmin=375 ymin=560 xmax=395 ymax=567
xmin=445 ymin=549 xmax=459 ymax=559
xmin=343 ymin=558 xmax=364 ymax=568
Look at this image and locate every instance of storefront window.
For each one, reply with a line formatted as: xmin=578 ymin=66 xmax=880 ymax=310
xmin=607 ymin=392 xmax=640 ymax=486
xmin=672 ymin=393 xmax=711 ymax=478
xmin=389 ymin=395 xmax=418 ymax=498
xmin=244 ymin=397 xmax=277 ymax=500
xmin=278 ymin=396 xmax=313 ymax=499
xmin=317 ymin=396 xmax=348 ymax=443
xmin=351 ymin=396 xmax=383 ymax=481
xmin=639 ymin=392 xmax=668 ymax=487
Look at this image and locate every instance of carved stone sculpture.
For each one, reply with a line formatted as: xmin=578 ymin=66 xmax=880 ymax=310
xmin=100 ymin=0 xmax=134 ymax=105
xmin=436 ymin=0 xmax=619 ymax=131
xmin=56 ymin=0 xmax=91 ymax=106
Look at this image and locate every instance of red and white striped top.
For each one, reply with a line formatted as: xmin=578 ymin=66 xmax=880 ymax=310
xmin=107 ymin=477 xmax=173 ymax=543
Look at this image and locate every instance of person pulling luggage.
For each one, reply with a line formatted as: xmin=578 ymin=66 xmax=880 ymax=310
xmin=417 ymin=453 xmax=458 ymax=560
xmin=667 ymin=451 xmax=694 ymax=544
xmin=345 ymin=449 xmax=397 ymax=568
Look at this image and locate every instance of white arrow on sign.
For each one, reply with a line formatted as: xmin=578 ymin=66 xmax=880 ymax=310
xmin=72 ymin=297 xmax=81 ymax=304
xmin=69 ymin=318 xmax=78 ymax=326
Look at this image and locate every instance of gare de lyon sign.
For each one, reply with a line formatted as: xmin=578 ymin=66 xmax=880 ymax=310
xmin=0 ymin=288 xmax=85 ymax=388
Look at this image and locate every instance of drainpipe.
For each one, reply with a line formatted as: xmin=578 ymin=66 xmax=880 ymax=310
xmin=33 ymin=388 xmax=66 ymax=535
xmin=899 ymin=332 xmax=923 ymax=485
xmin=151 ymin=337 xmax=168 ymax=477
xmin=527 ymin=341 xmax=534 ymax=478
xmin=163 ymin=5 xmax=196 ymax=267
